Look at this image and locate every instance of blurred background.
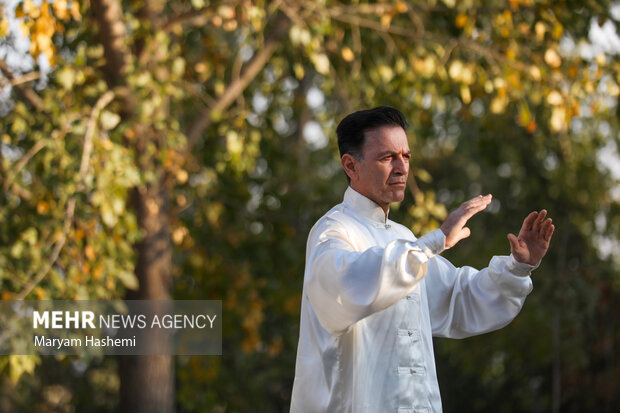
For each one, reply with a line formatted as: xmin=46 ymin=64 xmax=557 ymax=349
xmin=1 ymin=0 xmax=620 ymax=412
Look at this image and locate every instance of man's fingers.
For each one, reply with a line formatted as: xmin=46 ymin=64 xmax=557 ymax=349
xmin=544 ymin=223 xmax=555 ymax=241
xmin=533 ymin=210 xmax=548 ymax=231
xmin=540 ymin=218 xmax=553 ymax=236
xmin=507 ymin=233 xmax=520 ymax=251
xmin=443 ymin=195 xmax=492 ymax=247
xmin=471 ymin=194 xmax=492 ymax=205
xmin=522 ymin=211 xmax=538 ymax=231
xmin=462 ymin=195 xmax=492 ymax=218
xmin=462 ymin=194 xmax=492 ymax=208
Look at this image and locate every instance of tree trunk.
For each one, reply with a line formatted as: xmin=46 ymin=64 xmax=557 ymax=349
xmin=120 ymin=184 xmax=174 ymax=413
xmin=90 ymin=1 xmax=175 ymax=411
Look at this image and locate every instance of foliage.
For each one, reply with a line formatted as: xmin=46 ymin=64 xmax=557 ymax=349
xmin=1 ymin=0 xmax=620 ymax=412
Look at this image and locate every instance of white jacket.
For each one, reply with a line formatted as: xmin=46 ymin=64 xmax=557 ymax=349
xmin=290 ymin=186 xmax=535 ymax=413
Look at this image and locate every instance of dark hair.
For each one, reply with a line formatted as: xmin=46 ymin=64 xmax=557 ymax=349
xmin=336 ymin=106 xmax=409 ymax=160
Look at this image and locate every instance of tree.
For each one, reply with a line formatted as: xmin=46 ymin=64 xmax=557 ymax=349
xmin=1 ymin=0 xmax=620 ymax=412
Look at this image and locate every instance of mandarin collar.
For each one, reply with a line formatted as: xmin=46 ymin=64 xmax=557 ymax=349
xmin=343 ymin=186 xmax=389 ymax=224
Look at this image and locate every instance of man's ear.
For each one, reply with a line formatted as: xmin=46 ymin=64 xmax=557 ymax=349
xmin=341 ymin=154 xmax=359 ymax=182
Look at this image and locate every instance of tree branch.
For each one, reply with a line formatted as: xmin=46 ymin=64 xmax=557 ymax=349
xmin=3 ymin=139 xmax=48 ymax=194
xmin=16 ymin=91 xmax=115 ymax=300
xmin=322 ymin=7 xmax=533 ymax=78
xmin=160 ymin=0 xmax=239 ymax=33
xmin=185 ymin=11 xmax=291 ymax=150
xmin=0 ymin=71 xmax=41 ymax=88
xmin=0 ymin=59 xmax=44 ymax=111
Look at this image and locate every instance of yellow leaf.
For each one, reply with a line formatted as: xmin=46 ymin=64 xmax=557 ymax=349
xmin=100 ymin=110 xmax=121 ymax=130
xmin=550 ymin=106 xmax=567 ymax=132
xmin=341 ymin=46 xmax=354 ymax=62
xmin=15 ymin=4 xmax=26 ymax=18
xmin=544 ymin=48 xmax=561 ymax=68
xmin=9 ymin=356 xmax=37 ymax=385
xmin=85 ymin=244 xmax=96 ymax=261
xmin=52 ymin=0 xmax=69 ymax=20
xmin=606 ymin=80 xmax=620 ymax=96
xmin=70 ymin=2 xmax=81 ymax=20
xmin=117 ymin=270 xmax=139 ymax=290
xmin=460 ymin=84 xmax=471 ymax=104
xmin=311 ymin=52 xmax=330 ymax=75
xmin=19 ymin=20 xmax=30 ymax=38
xmin=0 ymin=19 xmax=9 ymax=38
xmin=176 ymin=194 xmax=187 ymax=207
xmin=34 ymin=287 xmax=45 ymax=299
xmin=416 ymin=168 xmax=432 ymax=183
xmin=552 ymin=23 xmax=563 ymax=39
xmin=223 ymin=20 xmax=237 ymax=31
xmin=517 ymin=102 xmax=531 ymax=126
xmin=448 ymin=60 xmax=463 ymax=80
xmin=535 ymin=22 xmax=546 ymax=41
xmin=56 ymin=66 xmax=75 ymax=89
xmin=546 ymin=90 xmax=563 ymax=105
xmin=36 ymin=201 xmax=50 ymax=214
xmin=293 ymin=63 xmax=305 ymax=79
xmin=490 ymin=94 xmax=508 ymax=114
xmin=395 ymin=1 xmax=408 ymax=13
xmin=412 ymin=56 xmax=436 ymax=77
xmin=449 ymin=60 xmax=474 ymax=84
xmin=92 ymin=262 xmax=104 ymax=280
xmin=381 ymin=13 xmax=393 ymax=28
xmin=529 ymin=65 xmax=542 ymax=81
xmin=378 ymin=64 xmax=394 ymax=82
xmin=455 ymin=14 xmax=467 ymax=28
xmin=75 ymin=228 xmax=85 ymax=241
xmin=172 ymin=227 xmax=188 ymax=245
xmin=217 ymin=5 xmax=235 ymax=19
xmin=226 ymin=130 xmax=243 ymax=155
xmin=176 ymin=169 xmax=189 ymax=184
xmin=526 ymin=120 xmax=537 ymax=134
xmin=289 ymin=25 xmax=311 ymax=46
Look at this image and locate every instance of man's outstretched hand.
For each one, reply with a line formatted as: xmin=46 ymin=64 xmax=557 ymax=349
xmin=508 ymin=210 xmax=555 ymax=266
xmin=440 ymin=194 xmax=493 ymax=248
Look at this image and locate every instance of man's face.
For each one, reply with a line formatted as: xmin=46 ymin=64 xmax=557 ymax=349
xmin=346 ymin=125 xmax=411 ymax=212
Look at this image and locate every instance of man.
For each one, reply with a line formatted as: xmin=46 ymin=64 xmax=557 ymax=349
xmin=290 ymin=106 xmax=554 ymax=413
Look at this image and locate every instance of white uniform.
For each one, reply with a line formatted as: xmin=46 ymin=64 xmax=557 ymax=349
xmin=290 ymin=186 xmax=535 ymax=413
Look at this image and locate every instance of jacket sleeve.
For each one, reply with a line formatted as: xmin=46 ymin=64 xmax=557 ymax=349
xmin=304 ymin=217 xmax=445 ymax=336
xmin=426 ymin=254 xmax=535 ymax=339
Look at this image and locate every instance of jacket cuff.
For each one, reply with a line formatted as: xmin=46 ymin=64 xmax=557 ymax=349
xmin=507 ymin=254 xmax=539 ymax=277
xmin=416 ymin=229 xmax=446 ymax=258
xmin=488 ymin=255 xmax=534 ymax=297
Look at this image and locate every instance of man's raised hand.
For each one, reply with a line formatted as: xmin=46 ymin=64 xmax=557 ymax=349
xmin=440 ymin=195 xmax=492 ymax=249
xmin=508 ymin=210 xmax=555 ymax=266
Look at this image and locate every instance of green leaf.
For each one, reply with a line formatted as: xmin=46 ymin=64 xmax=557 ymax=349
xmin=99 ymin=110 xmax=121 ymax=130
xmin=9 ymin=356 xmax=38 ymax=385
xmin=117 ymin=269 xmax=139 ymax=290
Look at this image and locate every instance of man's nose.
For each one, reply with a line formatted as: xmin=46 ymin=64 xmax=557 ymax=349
xmin=393 ymin=156 xmax=408 ymax=174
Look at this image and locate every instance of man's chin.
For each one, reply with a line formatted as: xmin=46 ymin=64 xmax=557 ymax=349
xmin=386 ymin=190 xmax=405 ymax=203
